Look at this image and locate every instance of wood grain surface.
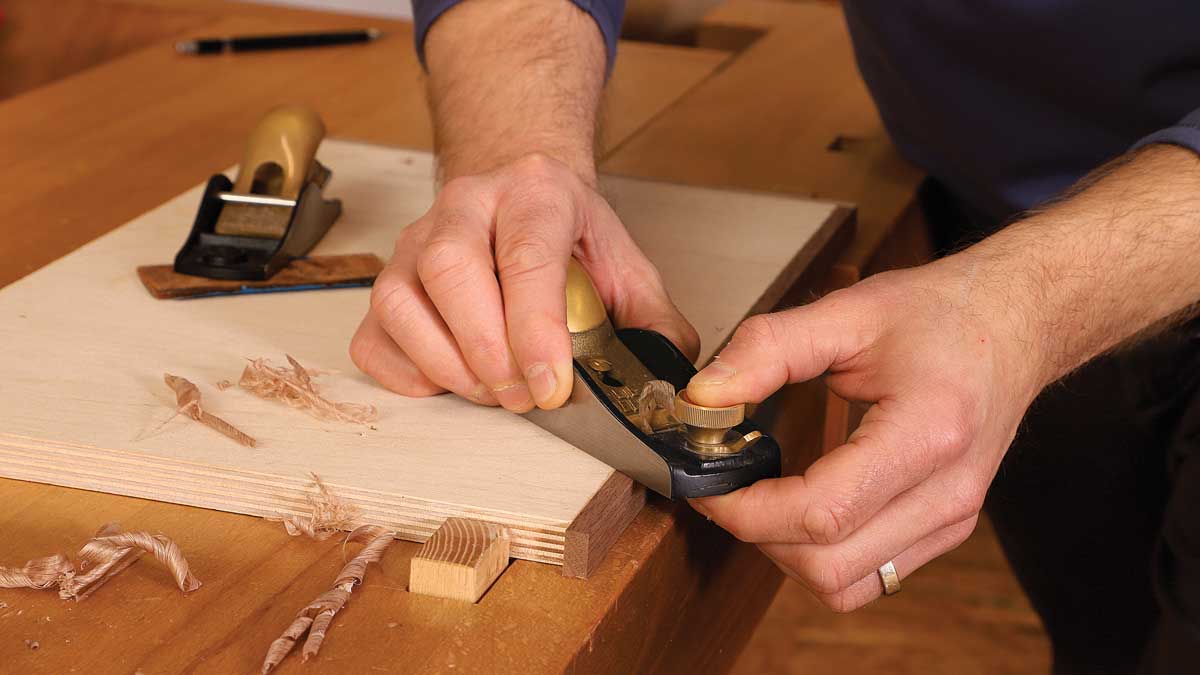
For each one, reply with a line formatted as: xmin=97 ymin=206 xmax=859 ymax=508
xmin=410 ymin=518 xmax=511 ymax=603
xmin=0 ymin=0 xmax=209 ymax=99
xmin=563 ymin=472 xmax=646 ymax=579
xmin=603 ymin=0 xmax=926 ymax=274
xmin=729 ymin=517 xmax=1051 ymax=675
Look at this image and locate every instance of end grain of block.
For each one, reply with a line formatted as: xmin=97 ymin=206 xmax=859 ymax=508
xmin=409 ymin=518 xmax=510 ymax=603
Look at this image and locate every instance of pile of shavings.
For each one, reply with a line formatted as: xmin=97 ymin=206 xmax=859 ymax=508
xmin=239 ymin=355 xmax=377 ymax=425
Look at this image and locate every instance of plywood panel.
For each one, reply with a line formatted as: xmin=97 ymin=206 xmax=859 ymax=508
xmin=0 ymin=140 xmax=843 ymax=570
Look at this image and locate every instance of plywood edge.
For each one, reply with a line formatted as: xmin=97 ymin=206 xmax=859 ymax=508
xmin=562 ymin=472 xmax=647 ymax=579
xmin=0 ymin=444 xmax=569 ymax=565
xmin=745 ymin=204 xmax=855 ymax=316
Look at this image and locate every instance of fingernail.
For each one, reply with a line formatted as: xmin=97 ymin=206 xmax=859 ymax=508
xmin=691 ymin=361 xmax=736 ymax=387
xmin=525 ymin=362 xmax=558 ymax=407
xmin=689 ymin=499 xmax=711 ymax=518
xmin=470 ymin=383 xmax=498 ymax=406
xmin=492 ymin=380 xmax=533 ymax=411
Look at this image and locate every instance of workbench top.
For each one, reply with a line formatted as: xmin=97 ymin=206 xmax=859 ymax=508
xmin=0 ymin=2 xmax=922 ymax=673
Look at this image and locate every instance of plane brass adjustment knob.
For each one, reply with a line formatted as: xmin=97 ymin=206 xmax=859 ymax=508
xmin=674 ymin=390 xmax=745 ymax=448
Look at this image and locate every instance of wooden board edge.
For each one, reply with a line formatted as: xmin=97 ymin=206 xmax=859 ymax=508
xmin=0 ymin=461 xmax=566 ymax=565
xmin=561 ymin=472 xmax=647 ymax=579
xmin=746 ymin=204 xmax=855 ymax=317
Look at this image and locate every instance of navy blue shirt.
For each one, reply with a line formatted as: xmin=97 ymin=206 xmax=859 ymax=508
xmin=414 ymin=0 xmax=1200 ymax=222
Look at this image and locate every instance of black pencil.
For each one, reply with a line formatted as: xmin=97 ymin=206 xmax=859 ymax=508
xmin=175 ymin=28 xmax=382 ymax=55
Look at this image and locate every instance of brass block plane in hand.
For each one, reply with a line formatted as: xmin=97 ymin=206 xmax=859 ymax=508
xmin=524 ymin=260 xmax=781 ymax=498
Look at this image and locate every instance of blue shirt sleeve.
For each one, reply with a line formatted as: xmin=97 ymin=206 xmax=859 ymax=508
xmin=412 ymin=0 xmax=625 ymax=74
xmin=1131 ymin=109 xmax=1200 ymax=157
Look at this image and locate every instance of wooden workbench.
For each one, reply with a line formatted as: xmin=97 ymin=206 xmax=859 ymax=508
xmin=0 ymin=1 xmax=927 ymax=673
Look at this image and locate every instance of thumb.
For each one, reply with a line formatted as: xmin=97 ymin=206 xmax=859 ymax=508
xmin=687 ymin=303 xmax=851 ymax=407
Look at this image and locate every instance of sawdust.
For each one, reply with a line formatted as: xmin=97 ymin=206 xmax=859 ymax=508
xmin=164 ymin=374 xmax=257 ymax=447
xmin=269 ymin=473 xmax=360 ymax=541
xmin=239 ymin=355 xmax=377 ymax=425
xmin=0 ymin=523 xmax=200 ymax=602
xmin=261 ymin=525 xmax=395 ymax=673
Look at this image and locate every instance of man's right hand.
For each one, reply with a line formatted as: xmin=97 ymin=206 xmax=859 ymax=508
xmin=350 ymin=153 xmax=699 ymax=412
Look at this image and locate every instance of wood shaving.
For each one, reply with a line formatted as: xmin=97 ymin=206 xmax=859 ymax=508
xmin=239 ymin=355 xmax=377 ymax=425
xmin=261 ymin=525 xmax=394 ymax=673
xmin=60 ymin=525 xmax=202 ymax=601
xmin=637 ymin=380 xmax=678 ymax=434
xmin=25 ymin=639 xmax=38 ymax=651
xmin=0 ymin=554 xmax=73 ymax=590
xmin=269 ymin=473 xmax=360 ymax=541
xmin=0 ymin=523 xmax=200 ymax=602
xmin=215 ymin=379 xmax=234 ymax=391
xmin=164 ymin=374 xmax=257 ymax=447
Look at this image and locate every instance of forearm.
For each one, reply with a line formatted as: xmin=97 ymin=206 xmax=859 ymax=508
xmin=956 ymin=145 xmax=1200 ymax=388
xmin=423 ymin=0 xmax=607 ymax=184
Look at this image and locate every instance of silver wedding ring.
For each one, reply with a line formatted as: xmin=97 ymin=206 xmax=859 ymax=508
xmin=878 ymin=560 xmax=901 ymax=596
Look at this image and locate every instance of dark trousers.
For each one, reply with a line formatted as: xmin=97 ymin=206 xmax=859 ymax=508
xmin=921 ymin=179 xmax=1200 ymax=673
xmin=986 ymin=325 xmax=1200 ymax=674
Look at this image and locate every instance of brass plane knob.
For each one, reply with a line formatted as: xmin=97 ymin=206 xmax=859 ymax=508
xmin=232 ymin=104 xmax=326 ymax=201
xmin=565 ymin=258 xmax=608 ymax=333
xmin=674 ymin=390 xmax=745 ymax=447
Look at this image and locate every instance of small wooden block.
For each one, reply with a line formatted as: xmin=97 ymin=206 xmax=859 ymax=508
xmin=409 ymin=518 xmax=511 ymax=603
xmin=136 ymin=253 xmax=383 ymax=299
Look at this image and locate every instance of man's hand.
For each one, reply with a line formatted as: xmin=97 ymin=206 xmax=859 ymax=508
xmin=352 ymin=0 xmax=697 ymax=410
xmin=688 ymin=259 xmax=1043 ymax=611
xmin=351 ymin=154 xmax=698 ymax=411
xmin=689 ymin=145 xmax=1200 ymax=611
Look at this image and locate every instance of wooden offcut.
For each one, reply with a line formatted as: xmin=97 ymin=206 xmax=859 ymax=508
xmin=0 ymin=140 xmax=846 ymax=575
xmin=409 ymin=518 xmax=511 ymax=602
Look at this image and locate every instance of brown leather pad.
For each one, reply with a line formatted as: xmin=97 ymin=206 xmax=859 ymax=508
xmin=137 ymin=253 xmax=383 ymax=299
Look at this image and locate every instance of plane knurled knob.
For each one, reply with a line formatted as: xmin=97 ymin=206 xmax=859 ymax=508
xmin=674 ymin=390 xmax=744 ymax=429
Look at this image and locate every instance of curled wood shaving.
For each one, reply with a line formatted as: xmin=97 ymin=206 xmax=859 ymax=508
xmin=239 ymin=355 xmax=377 ymax=425
xmin=164 ymin=374 xmax=257 ymax=447
xmin=261 ymin=525 xmax=394 ymax=673
xmin=0 ymin=523 xmax=200 ymax=601
xmin=61 ymin=527 xmax=202 ymax=601
xmin=0 ymin=554 xmax=74 ymax=590
xmin=637 ymin=380 xmax=679 ymax=434
xmin=270 ymin=473 xmax=360 ymax=541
